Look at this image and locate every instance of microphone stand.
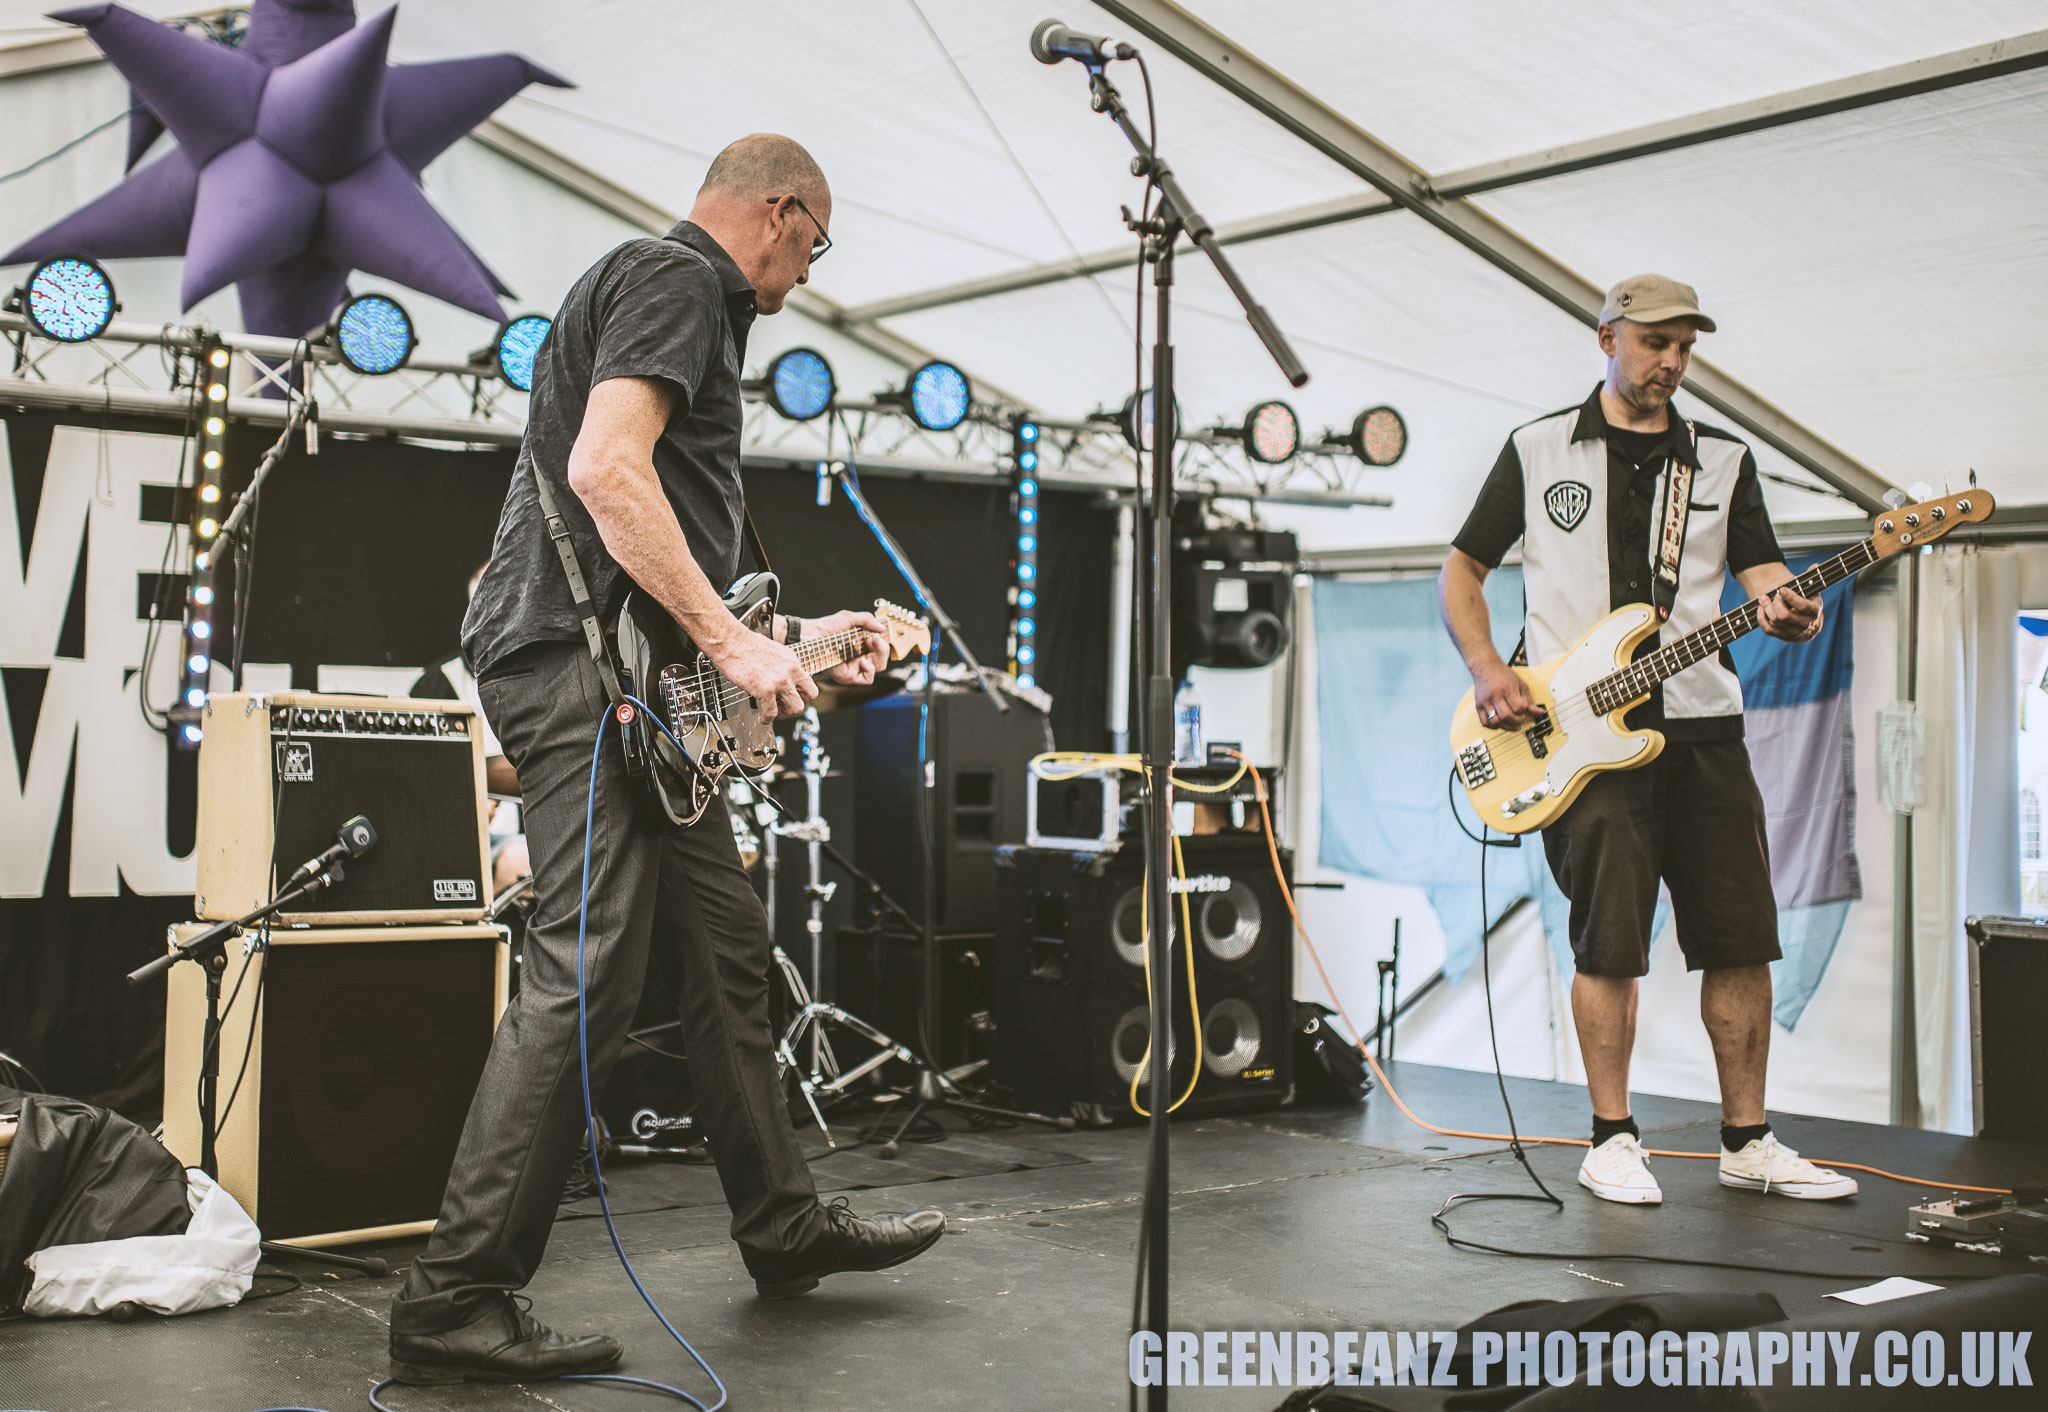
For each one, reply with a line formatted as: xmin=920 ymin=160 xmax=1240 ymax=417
xmin=1058 ymin=52 xmax=1309 ymax=1409
xmin=827 ymin=462 xmax=1073 ymax=1151
xmin=125 ymin=859 xmax=350 ymax=1178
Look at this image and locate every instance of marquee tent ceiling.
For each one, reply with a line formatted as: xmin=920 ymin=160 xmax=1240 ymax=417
xmin=2 ymin=0 xmax=2043 ymax=551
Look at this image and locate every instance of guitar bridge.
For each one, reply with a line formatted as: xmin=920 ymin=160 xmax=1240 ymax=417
xmin=1456 ymin=740 xmax=1496 ymax=788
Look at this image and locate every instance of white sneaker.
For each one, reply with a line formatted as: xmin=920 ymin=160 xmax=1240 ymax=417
xmin=1719 ymin=1132 xmax=1859 ymax=1200
xmin=1578 ymin=1133 xmax=1662 ymax=1204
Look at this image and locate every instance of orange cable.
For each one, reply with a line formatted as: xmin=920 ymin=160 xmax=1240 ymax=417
xmin=1230 ymin=753 xmax=2010 ymax=1198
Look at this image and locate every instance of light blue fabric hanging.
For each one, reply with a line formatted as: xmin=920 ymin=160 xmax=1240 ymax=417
xmin=1720 ymin=556 xmax=1861 ymax=1029
xmin=1312 ymin=572 xmax=1559 ymax=982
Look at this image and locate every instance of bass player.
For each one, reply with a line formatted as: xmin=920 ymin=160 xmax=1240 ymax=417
xmin=387 ymin=134 xmax=945 ymax=1388
xmin=1435 ymin=274 xmax=1860 ymax=1209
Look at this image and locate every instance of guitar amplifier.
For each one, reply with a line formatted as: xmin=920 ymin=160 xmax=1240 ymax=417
xmin=196 ymin=692 xmax=490 ymax=924
xmin=161 ymin=922 xmax=508 ymax=1245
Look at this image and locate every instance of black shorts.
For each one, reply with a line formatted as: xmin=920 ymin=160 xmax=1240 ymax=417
xmin=1541 ymin=740 xmax=1781 ymax=978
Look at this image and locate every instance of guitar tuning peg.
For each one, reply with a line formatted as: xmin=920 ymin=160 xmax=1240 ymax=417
xmin=1969 ymin=469 xmax=1978 ymax=488
xmin=1882 ymin=488 xmax=1910 ymax=509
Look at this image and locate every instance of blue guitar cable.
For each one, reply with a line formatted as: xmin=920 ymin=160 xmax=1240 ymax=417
xmin=369 ymin=701 xmax=726 ymax=1412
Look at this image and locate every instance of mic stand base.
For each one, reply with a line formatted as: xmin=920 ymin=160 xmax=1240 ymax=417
xmin=871 ymin=1065 xmax=1074 ymax=1161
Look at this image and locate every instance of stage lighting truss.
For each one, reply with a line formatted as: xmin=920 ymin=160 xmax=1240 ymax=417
xmin=0 ymin=309 xmax=1392 ymax=510
xmin=330 ymin=293 xmax=417 ymax=375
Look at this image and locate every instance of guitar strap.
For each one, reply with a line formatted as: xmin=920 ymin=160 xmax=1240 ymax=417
xmin=1648 ymin=419 xmax=1699 ymax=622
xmin=740 ymin=507 xmax=775 ymax=577
xmin=531 ymin=465 xmax=630 ymax=709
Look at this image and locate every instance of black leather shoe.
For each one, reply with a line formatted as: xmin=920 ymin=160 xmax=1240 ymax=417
xmin=389 ymin=1294 xmax=623 ymax=1386
xmin=744 ymin=1196 xmax=947 ymax=1298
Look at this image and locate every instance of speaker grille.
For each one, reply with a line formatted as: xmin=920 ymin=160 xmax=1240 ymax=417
xmin=1202 ymin=997 xmax=1264 ymax=1078
xmin=256 ymin=937 xmax=497 ymax=1239
xmin=271 ymin=732 xmax=482 ymax=916
xmin=1111 ymin=1003 xmax=1176 ymax=1086
xmin=1199 ymin=883 xmax=1265 ymax=965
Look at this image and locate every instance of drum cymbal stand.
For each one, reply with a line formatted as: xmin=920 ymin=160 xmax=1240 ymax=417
xmin=770 ymin=708 xmax=913 ymax=1147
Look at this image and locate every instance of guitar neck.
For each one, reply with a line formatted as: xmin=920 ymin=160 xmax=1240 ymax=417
xmin=792 ymin=627 xmax=868 ymax=676
xmin=1585 ymin=538 xmax=1881 ymax=714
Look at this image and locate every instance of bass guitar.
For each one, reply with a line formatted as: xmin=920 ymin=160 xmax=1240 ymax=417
xmin=1451 ymin=489 xmax=1993 ymax=834
xmin=615 ymin=573 xmax=930 ymax=827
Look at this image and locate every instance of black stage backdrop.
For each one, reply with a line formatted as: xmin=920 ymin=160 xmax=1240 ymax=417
xmin=1 ymin=408 xmax=1111 ymax=1116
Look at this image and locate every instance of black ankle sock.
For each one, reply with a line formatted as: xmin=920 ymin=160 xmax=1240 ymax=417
xmin=1721 ymin=1121 xmax=1771 ymax=1152
xmin=1591 ymin=1114 xmax=1639 ymax=1146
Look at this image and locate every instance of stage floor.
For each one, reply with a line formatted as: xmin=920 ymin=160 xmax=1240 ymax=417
xmin=7 ymin=1061 xmax=2046 ymax=1411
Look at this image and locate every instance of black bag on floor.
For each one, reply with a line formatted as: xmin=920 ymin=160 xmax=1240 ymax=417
xmin=0 ymin=1087 xmax=190 ymax=1312
xmin=1275 ymin=1290 xmax=1786 ymax=1411
xmin=1296 ymin=1002 xmax=1372 ymax=1103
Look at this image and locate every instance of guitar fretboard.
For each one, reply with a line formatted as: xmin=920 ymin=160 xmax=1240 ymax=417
xmin=792 ymin=627 xmax=869 ymax=676
xmin=1584 ymin=538 xmax=1878 ymax=716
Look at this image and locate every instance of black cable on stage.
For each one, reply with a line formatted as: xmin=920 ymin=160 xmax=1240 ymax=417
xmin=214 ymin=951 xmax=267 ymax=1138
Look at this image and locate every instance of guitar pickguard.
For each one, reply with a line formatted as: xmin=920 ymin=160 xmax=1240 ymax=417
xmin=1450 ymin=605 xmax=1664 ymax=834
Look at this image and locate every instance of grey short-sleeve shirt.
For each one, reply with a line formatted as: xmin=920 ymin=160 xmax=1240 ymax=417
xmin=462 ymin=221 xmax=758 ymax=677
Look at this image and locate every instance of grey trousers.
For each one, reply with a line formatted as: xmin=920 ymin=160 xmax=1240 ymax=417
xmin=392 ymin=641 xmax=825 ymax=1334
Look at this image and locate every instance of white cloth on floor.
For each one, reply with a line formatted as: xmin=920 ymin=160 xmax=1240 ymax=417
xmin=23 ymin=1169 xmax=260 ymax=1318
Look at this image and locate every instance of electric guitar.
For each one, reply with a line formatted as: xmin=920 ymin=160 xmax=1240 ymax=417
xmin=1451 ymin=489 xmax=1993 ymax=834
xmin=615 ymin=574 xmax=930 ymax=827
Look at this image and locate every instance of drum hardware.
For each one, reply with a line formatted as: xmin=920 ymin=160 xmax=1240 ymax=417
xmin=765 ymin=708 xmax=916 ymax=1146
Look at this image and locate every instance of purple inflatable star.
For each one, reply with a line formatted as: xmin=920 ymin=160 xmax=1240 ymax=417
xmin=4 ymin=1 xmax=571 ymax=339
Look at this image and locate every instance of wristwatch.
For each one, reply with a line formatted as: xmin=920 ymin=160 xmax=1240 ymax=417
xmin=786 ymin=616 xmax=803 ymax=645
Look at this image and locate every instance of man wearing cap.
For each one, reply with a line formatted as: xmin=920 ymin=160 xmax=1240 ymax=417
xmin=1436 ymin=275 xmax=1860 ymax=1207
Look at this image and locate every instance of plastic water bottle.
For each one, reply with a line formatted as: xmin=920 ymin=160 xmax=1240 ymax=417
xmin=1173 ymin=679 xmax=1203 ymax=765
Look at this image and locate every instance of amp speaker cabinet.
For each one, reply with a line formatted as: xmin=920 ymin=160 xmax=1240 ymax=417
xmin=855 ymin=688 xmax=1052 ymax=934
xmin=162 ymin=922 xmax=507 ymax=1245
xmin=196 ymin=692 xmax=489 ymax=924
xmin=1968 ymin=914 xmax=2048 ymax=1141
xmin=990 ymin=836 xmax=1294 ymax=1125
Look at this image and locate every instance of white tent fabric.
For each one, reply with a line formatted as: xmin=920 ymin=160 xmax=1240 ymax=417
xmin=2 ymin=1 xmax=2043 ymax=550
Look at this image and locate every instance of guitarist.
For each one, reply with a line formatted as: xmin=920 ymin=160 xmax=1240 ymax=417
xmin=388 ymin=136 xmax=945 ymax=1388
xmin=1436 ymin=275 xmax=1860 ymax=1210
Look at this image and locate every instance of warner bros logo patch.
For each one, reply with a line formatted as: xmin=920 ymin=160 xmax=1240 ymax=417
xmin=1544 ymin=480 xmax=1592 ymax=532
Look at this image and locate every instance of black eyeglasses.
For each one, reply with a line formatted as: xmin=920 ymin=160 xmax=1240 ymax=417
xmin=770 ymin=195 xmax=831 ymax=264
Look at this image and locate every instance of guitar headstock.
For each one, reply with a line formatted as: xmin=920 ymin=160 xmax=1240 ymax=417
xmin=875 ymin=600 xmax=932 ymax=662
xmin=1869 ymin=489 xmax=1994 ymax=557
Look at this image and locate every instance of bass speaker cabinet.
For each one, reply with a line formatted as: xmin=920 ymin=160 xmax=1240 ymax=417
xmin=990 ymin=836 xmax=1294 ymax=1125
xmin=162 ymin=922 xmax=507 ymax=1246
xmin=196 ymin=692 xmax=490 ymax=924
xmin=854 ymin=688 xmax=1052 ymax=934
xmin=1968 ymin=914 xmax=2048 ymax=1141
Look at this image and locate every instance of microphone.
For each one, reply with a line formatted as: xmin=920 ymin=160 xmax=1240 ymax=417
xmin=1030 ymin=18 xmax=1133 ymax=66
xmin=285 ymin=814 xmax=378 ymax=887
